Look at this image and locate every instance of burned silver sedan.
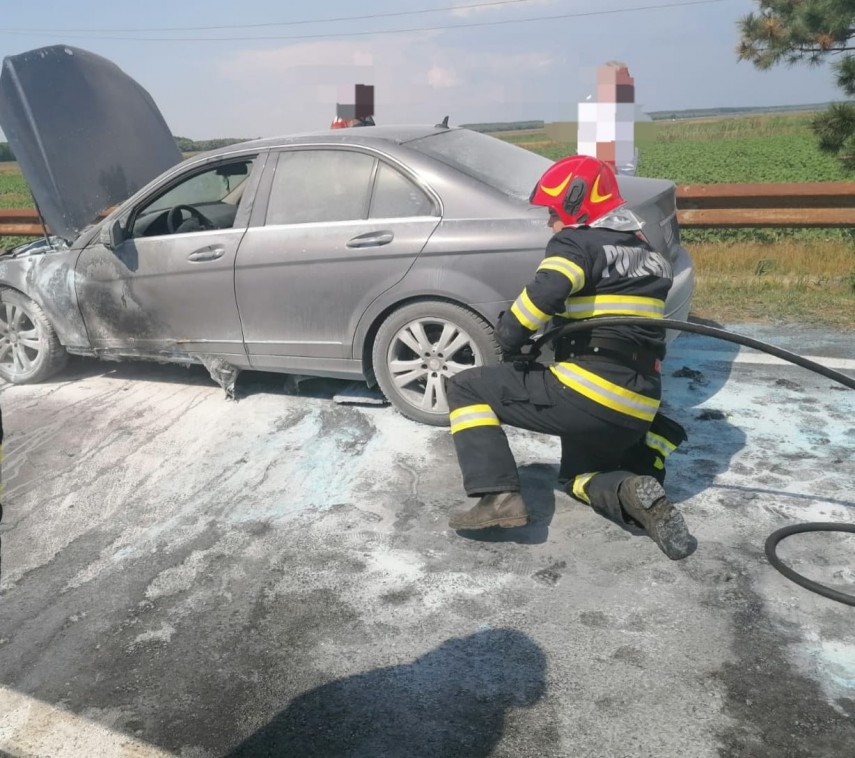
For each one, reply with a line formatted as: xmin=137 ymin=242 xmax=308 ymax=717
xmin=0 ymin=46 xmax=693 ymax=425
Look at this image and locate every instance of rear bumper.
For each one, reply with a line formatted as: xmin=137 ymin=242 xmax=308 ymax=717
xmin=664 ymin=244 xmax=694 ymax=343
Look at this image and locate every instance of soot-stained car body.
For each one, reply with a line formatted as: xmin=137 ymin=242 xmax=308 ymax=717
xmin=0 ymin=45 xmax=694 ymax=425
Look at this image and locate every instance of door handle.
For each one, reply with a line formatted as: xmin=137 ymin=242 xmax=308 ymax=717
xmin=188 ymin=245 xmax=225 ymax=262
xmin=346 ymin=231 xmax=394 ymax=248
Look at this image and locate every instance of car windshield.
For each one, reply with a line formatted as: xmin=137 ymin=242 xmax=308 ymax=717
xmin=405 ymin=129 xmax=553 ymax=201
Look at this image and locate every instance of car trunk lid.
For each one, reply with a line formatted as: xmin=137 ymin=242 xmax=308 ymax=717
xmin=615 ymin=175 xmax=682 ymax=261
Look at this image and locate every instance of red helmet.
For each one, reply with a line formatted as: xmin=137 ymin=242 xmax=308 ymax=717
xmin=530 ymin=155 xmax=624 ymax=226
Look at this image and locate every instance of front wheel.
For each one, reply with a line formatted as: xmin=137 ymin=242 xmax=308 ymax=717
xmin=0 ymin=289 xmax=68 ymax=384
xmin=372 ymin=301 xmax=501 ymax=426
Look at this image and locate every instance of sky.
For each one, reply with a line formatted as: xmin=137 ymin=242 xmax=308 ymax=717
xmin=0 ymin=0 xmax=846 ymax=140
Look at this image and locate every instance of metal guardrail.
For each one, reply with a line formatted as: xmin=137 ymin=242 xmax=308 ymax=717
xmin=2 ymin=182 xmax=855 ymax=237
xmin=676 ymin=181 xmax=855 ymax=228
xmin=0 ymin=209 xmax=44 ymax=237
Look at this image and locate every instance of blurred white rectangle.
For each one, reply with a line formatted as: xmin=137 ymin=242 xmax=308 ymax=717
xmin=577 ymin=102 xmax=598 ymax=122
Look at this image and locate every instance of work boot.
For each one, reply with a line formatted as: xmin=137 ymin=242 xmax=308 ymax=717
xmin=448 ymin=492 xmax=529 ymax=530
xmin=618 ymin=476 xmax=695 ymax=560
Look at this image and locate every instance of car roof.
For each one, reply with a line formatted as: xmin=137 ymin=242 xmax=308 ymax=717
xmin=193 ymin=125 xmax=455 ymax=159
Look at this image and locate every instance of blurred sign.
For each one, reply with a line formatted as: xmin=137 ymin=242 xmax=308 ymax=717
xmin=577 ymin=63 xmax=637 ymax=176
xmin=331 ymin=84 xmax=375 ymax=129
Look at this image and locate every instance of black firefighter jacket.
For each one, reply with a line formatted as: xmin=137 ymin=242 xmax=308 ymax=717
xmin=495 ymin=225 xmax=674 ymax=432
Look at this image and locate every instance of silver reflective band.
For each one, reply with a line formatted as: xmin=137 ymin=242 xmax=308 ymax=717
xmin=646 ymin=433 xmax=676 ymax=456
xmin=563 ymin=300 xmax=664 ymax=316
xmin=512 ymin=295 xmax=549 ymax=328
xmin=552 ymin=363 xmax=659 ymax=416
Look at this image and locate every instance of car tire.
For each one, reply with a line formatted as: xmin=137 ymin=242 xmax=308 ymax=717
xmin=0 ymin=289 xmax=68 ymax=384
xmin=372 ymin=300 xmax=502 ymax=426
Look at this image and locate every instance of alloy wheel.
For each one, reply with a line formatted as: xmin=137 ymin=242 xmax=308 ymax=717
xmin=0 ymin=302 xmax=43 ymax=379
xmin=385 ymin=317 xmax=482 ymax=415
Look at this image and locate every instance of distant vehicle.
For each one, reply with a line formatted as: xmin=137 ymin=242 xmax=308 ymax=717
xmin=0 ymin=46 xmax=694 ymax=426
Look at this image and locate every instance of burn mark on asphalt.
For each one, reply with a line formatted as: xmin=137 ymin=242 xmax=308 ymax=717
xmin=393 ymin=496 xmax=426 ymax=532
xmin=380 ymin=588 xmax=417 ymax=606
xmin=683 ymin=547 xmax=855 ymax=758
xmin=532 ymin=561 xmax=567 ymax=586
xmin=673 ymin=366 xmax=711 ymax=391
xmin=775 ymin=378 xmax=802 ymax=391
xmin=673 ymin=366 xmax=706 ymax=382
xmin=272 ymin=408 xmax=312 ymax=433
xmin=579 ymin=611 xmax=610 ymax=629
xmin=593 ymin=693 xmax=625 ymax=714
xmin=611 ymin=646 xmax=646 ymax=667
xmin=316 ymin=407 xmax=377 ymax=455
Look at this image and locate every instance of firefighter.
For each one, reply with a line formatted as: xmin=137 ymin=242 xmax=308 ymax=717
xmin=446 ymin=155 xmax=695 ymax=560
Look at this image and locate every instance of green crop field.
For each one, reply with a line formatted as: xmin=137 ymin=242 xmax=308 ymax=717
xmin=513 ymin=113 xmax=851 ymax=185
xmin=0 ymin=165 xmax=30 ymax=209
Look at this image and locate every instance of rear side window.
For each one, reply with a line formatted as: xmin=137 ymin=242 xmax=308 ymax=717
xmin=267 ymin=150 xmax=375 ymax=225
xmin=369 ymin=163 xmax=433 ymax=218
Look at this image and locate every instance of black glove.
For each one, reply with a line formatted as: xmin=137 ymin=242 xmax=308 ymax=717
xmin=501 ymin=338 xmax=540 ymax=366
xmin=495 ymin=311 xmax=537 ymax=357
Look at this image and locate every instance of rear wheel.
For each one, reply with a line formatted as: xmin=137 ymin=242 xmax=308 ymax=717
xmin=372 ymin=301 xmax=501 ymax=426
xmin=0 ymin=289 xmax=68 ymax=384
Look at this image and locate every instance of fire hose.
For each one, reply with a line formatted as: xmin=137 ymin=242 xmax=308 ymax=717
xmin=517 ymin=317 xmax=855 ymax=607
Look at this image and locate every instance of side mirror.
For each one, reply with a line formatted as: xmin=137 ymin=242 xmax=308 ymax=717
xmin=100 ymin=219 xmax=126 ymax=250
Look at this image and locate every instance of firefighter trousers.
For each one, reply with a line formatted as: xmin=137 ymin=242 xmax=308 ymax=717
xmin=446 ymin=363 xmax=686 ymax=526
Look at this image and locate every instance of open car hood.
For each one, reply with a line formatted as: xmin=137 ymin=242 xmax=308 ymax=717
xmin=0 ymin=45 xmax=182 ymax=241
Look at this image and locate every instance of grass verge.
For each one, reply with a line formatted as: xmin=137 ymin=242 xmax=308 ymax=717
xmin=686 ymin=241 xmax=855 ymax=329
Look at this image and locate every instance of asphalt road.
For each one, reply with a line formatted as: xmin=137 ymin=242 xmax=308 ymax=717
xmin=1 ymin=323 xmax=853 ymax=758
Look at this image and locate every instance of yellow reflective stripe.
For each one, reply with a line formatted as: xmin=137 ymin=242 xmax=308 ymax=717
xmin=510 ymin=288 xmax=551 ymax=331
xmin=450 ymin=404 xmax=493 ymax=421
xmin=559 ymin=295 xmax=665 ymax=320
xmin=654 ymin=457 xmax=665 ymax=470
xmin=549 ymin=362 xmax=660 ymax=422
xmin=645 ymin=431 xmax=677 ymax=458
xmin=572 ymin=472 xmax=597 ymax=504
xmin=449 ymin=404 xmax=500 ymax=434
xmin=538 ymin=257 xmax=585 ymax=293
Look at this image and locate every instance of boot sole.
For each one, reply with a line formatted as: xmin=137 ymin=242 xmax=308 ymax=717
xmin=623 ymin=477 xmax=695 ymax=561
xmin=449 ymin=515 xmax=529 ymax=530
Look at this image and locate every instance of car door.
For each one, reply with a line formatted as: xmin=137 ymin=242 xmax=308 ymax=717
xmin=75 ymin=153 xmax=266 ymax=364
xmin=235 ymin=147 xmax=441 ymax=369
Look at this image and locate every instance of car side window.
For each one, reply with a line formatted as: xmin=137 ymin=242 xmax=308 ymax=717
xmin=266 ymin=150 xmax=375 ymax=225
xmin=130 ymin=158 xmax=255 ymax=238
xmin=369 ymin=163 xmax=434 ymax=218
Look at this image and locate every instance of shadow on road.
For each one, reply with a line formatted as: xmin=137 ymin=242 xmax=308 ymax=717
xmin=225 ymin=628 xmax=548 ymax=758
xmin=658 ymin=317 xmax=747 ymax=505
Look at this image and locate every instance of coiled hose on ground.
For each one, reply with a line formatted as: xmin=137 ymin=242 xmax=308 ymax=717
xmin=527 ymin=317 xmax=855 ymax=606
